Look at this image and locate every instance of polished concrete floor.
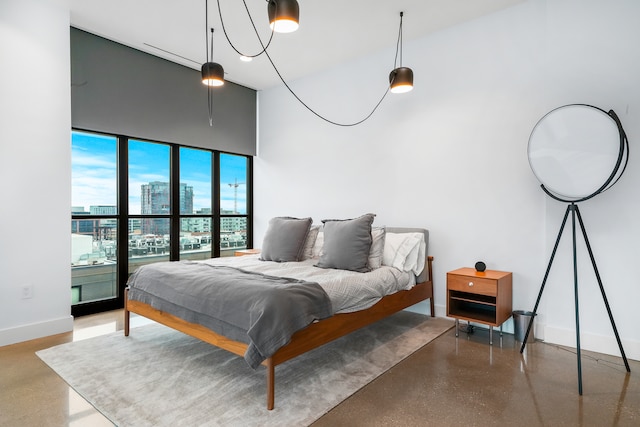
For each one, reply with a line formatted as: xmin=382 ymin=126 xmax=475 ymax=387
xmin=1 ymin=311 xmax=638 ymax=426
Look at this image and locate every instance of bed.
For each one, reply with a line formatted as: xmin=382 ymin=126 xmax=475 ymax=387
xmin=124 ymin=215 xmax=434 ymax=410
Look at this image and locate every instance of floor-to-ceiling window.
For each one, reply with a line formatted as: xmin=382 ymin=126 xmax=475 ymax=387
xmin=127 ymin=139 xmax=172 ymax=278
xmin=71 ymin=130 xmax=252 ymax=316
xmin=71 ymin=131 xmax=118 ymax=310
xmin=179 ymin=147 xmax=213 ymax=261
xmin=219 ymin=153 xmax=250 ymax=254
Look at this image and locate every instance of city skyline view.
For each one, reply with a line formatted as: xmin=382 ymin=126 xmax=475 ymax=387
xmin=70 ymin=131 xmax=250 ymax=306
xmin=71 ymin=131 xmax=248 ymax=215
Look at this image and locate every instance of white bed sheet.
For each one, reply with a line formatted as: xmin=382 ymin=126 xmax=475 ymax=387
xmin=201 ymin=255 xmax=416 ymax=314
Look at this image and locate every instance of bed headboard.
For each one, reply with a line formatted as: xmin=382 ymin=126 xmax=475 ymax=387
xmin=385 ymin=227 xmax=430 ymax=284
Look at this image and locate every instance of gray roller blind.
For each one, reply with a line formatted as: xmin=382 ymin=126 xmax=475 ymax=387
xmin=71 ymin=28 xmax=256 ymax=156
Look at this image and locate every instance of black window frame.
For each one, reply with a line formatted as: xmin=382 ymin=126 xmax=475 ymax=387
xmin=71 ymin=129 xmax=253 ymax=317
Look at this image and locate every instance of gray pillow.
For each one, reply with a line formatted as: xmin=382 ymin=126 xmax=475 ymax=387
xmin=260 ymin=217 xmax=312 ymax=262
xmin=315 ymin=213 xmax=375 ymax=272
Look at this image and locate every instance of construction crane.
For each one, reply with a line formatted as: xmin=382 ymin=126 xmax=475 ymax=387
xmin=228 ymin=178 xmax=244 ymax=214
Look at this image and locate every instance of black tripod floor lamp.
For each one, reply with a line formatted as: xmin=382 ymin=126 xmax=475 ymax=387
xmin=524 ymin=104 xmax=631 ymax=395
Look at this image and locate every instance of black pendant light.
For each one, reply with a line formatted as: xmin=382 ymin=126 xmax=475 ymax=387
xmin=390 ymin=67 xmax=413 ymax=93
xmin=267 ymin=0 xmax=300 ymax=33
xmin=389 ymin=12 xmax=413 ymax=94
xmin=202 ymin=0 xmax=224 ymax=87
xmin=202 ymin=62 xmax=224 ymax=86
xmin=201 ymin=53 xmax=224 ymax=87
xmin=202 ymin=1 xmax=224 ymax=126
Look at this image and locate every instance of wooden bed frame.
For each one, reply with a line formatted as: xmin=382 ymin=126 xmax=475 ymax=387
xmin=124 ymin=256 xmax=434 ymax=410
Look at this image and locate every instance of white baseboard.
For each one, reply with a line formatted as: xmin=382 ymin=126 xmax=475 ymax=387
xmin=0 ymin=316 xmax=73 ymax=347
xmin=542 ymin=324 xmax=640 ymax=362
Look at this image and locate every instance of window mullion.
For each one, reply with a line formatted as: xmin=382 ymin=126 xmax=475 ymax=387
xmin=170 ymin=145 xmax=180 ymax=261
xmin=246 ymin=155 xmax=254 ymax=249
xmin=213 ymin=152 xmax=221 ymax=258
xmin=117 ymin=135 xmax=129 ymax=304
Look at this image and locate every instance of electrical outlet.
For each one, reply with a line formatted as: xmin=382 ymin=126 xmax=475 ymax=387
xmin=21 ymin=284 xmax=34 ymax=299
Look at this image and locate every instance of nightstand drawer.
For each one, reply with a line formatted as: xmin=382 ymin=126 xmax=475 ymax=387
xmin=447 ymin=275 xmax=497 ymax=296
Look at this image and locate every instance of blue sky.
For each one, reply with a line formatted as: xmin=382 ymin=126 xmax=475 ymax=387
xmin=72 ymin=131 xmax=247 ymax=214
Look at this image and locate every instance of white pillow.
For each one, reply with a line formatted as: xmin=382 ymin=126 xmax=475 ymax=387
xmin=368 ymin=226 xmax=386 ymax=269
xmin=302 ymin=225 xmax=320 ymax=260
xmin=382 ymin=232 xmax=426 ymax=275
xmin=311 ymin=230 xmax=324 ymax=259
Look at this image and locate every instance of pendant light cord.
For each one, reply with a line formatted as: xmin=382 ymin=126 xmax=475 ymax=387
xmin=261 ymin=46 xmax=390 ymax=127
xmin=206 ymin=0 xmax=214 ymax=126
xmin=217 ymin=0 xmax=275 ymax=58
xmin=394 ymin=12 xmax=404 ymax=69
xmin=205 ymin=0 xmax=210 ymax=63
xmin=218 ymin=1 xmax=408 ymax=127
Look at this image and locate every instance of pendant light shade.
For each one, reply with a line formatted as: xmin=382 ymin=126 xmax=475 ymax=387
xmin=389 ymin=12 xmax=413 ymax=94
xmin=389 ymin=67 xmax=413 ymax=93
xmin=201 ymin=17 xmax=224 ymax=87
xmin=268 ymin=0 xmax=299 ymax=33
xmin=201 ymin=61 xmax=225 ymax=86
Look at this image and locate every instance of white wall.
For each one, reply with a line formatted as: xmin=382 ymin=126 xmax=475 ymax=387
xmin=256 ymin=0 xmax=640 ymax=360
xmin=536 ymin=0 xmax=640 ymax=360
xmin=0 ymin=0 xmax=73 ymax=345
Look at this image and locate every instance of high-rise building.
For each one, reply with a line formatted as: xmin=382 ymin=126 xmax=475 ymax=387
xmin=141 ymin=181 xmax=193 ymax=235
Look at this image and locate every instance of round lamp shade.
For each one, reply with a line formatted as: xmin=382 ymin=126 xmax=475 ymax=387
xmin=268 ymin=0 xmax=299 ymax=33
xmin=389 ymin=67 xmax=413 ymax=93
xmin=201 ymin=62 xmax=224 ymax=86
xmin=527 ymin=104 xmax=628 ymax=202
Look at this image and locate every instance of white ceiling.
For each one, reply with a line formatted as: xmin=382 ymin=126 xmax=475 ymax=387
xmin=69 ymin=0 xmax=524 ymax=90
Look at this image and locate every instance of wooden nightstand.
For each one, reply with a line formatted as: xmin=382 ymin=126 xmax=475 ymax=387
xmin=446 ymin=267 xmax=512 ymax=345
xmin=234 ymin=248 xmax=260 ymax=257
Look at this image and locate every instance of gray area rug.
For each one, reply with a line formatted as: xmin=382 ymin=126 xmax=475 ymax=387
xmin=37 ymin=312 xmax=453 ymax=427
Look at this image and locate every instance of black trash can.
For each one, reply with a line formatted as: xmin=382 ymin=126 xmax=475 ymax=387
xmin=513 ymin=310 xmax=536 ymax=343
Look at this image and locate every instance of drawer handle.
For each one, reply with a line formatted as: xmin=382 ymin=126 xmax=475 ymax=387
xmin=468 ymin=282 xmax=474 ymax=287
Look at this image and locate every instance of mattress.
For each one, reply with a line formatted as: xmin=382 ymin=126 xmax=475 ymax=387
xmin=202 ymin=255 xmax=416 ymax=314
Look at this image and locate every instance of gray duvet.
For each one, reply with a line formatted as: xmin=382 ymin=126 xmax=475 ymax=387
xmin=127 ymin=261 xmax=333 ymax=369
